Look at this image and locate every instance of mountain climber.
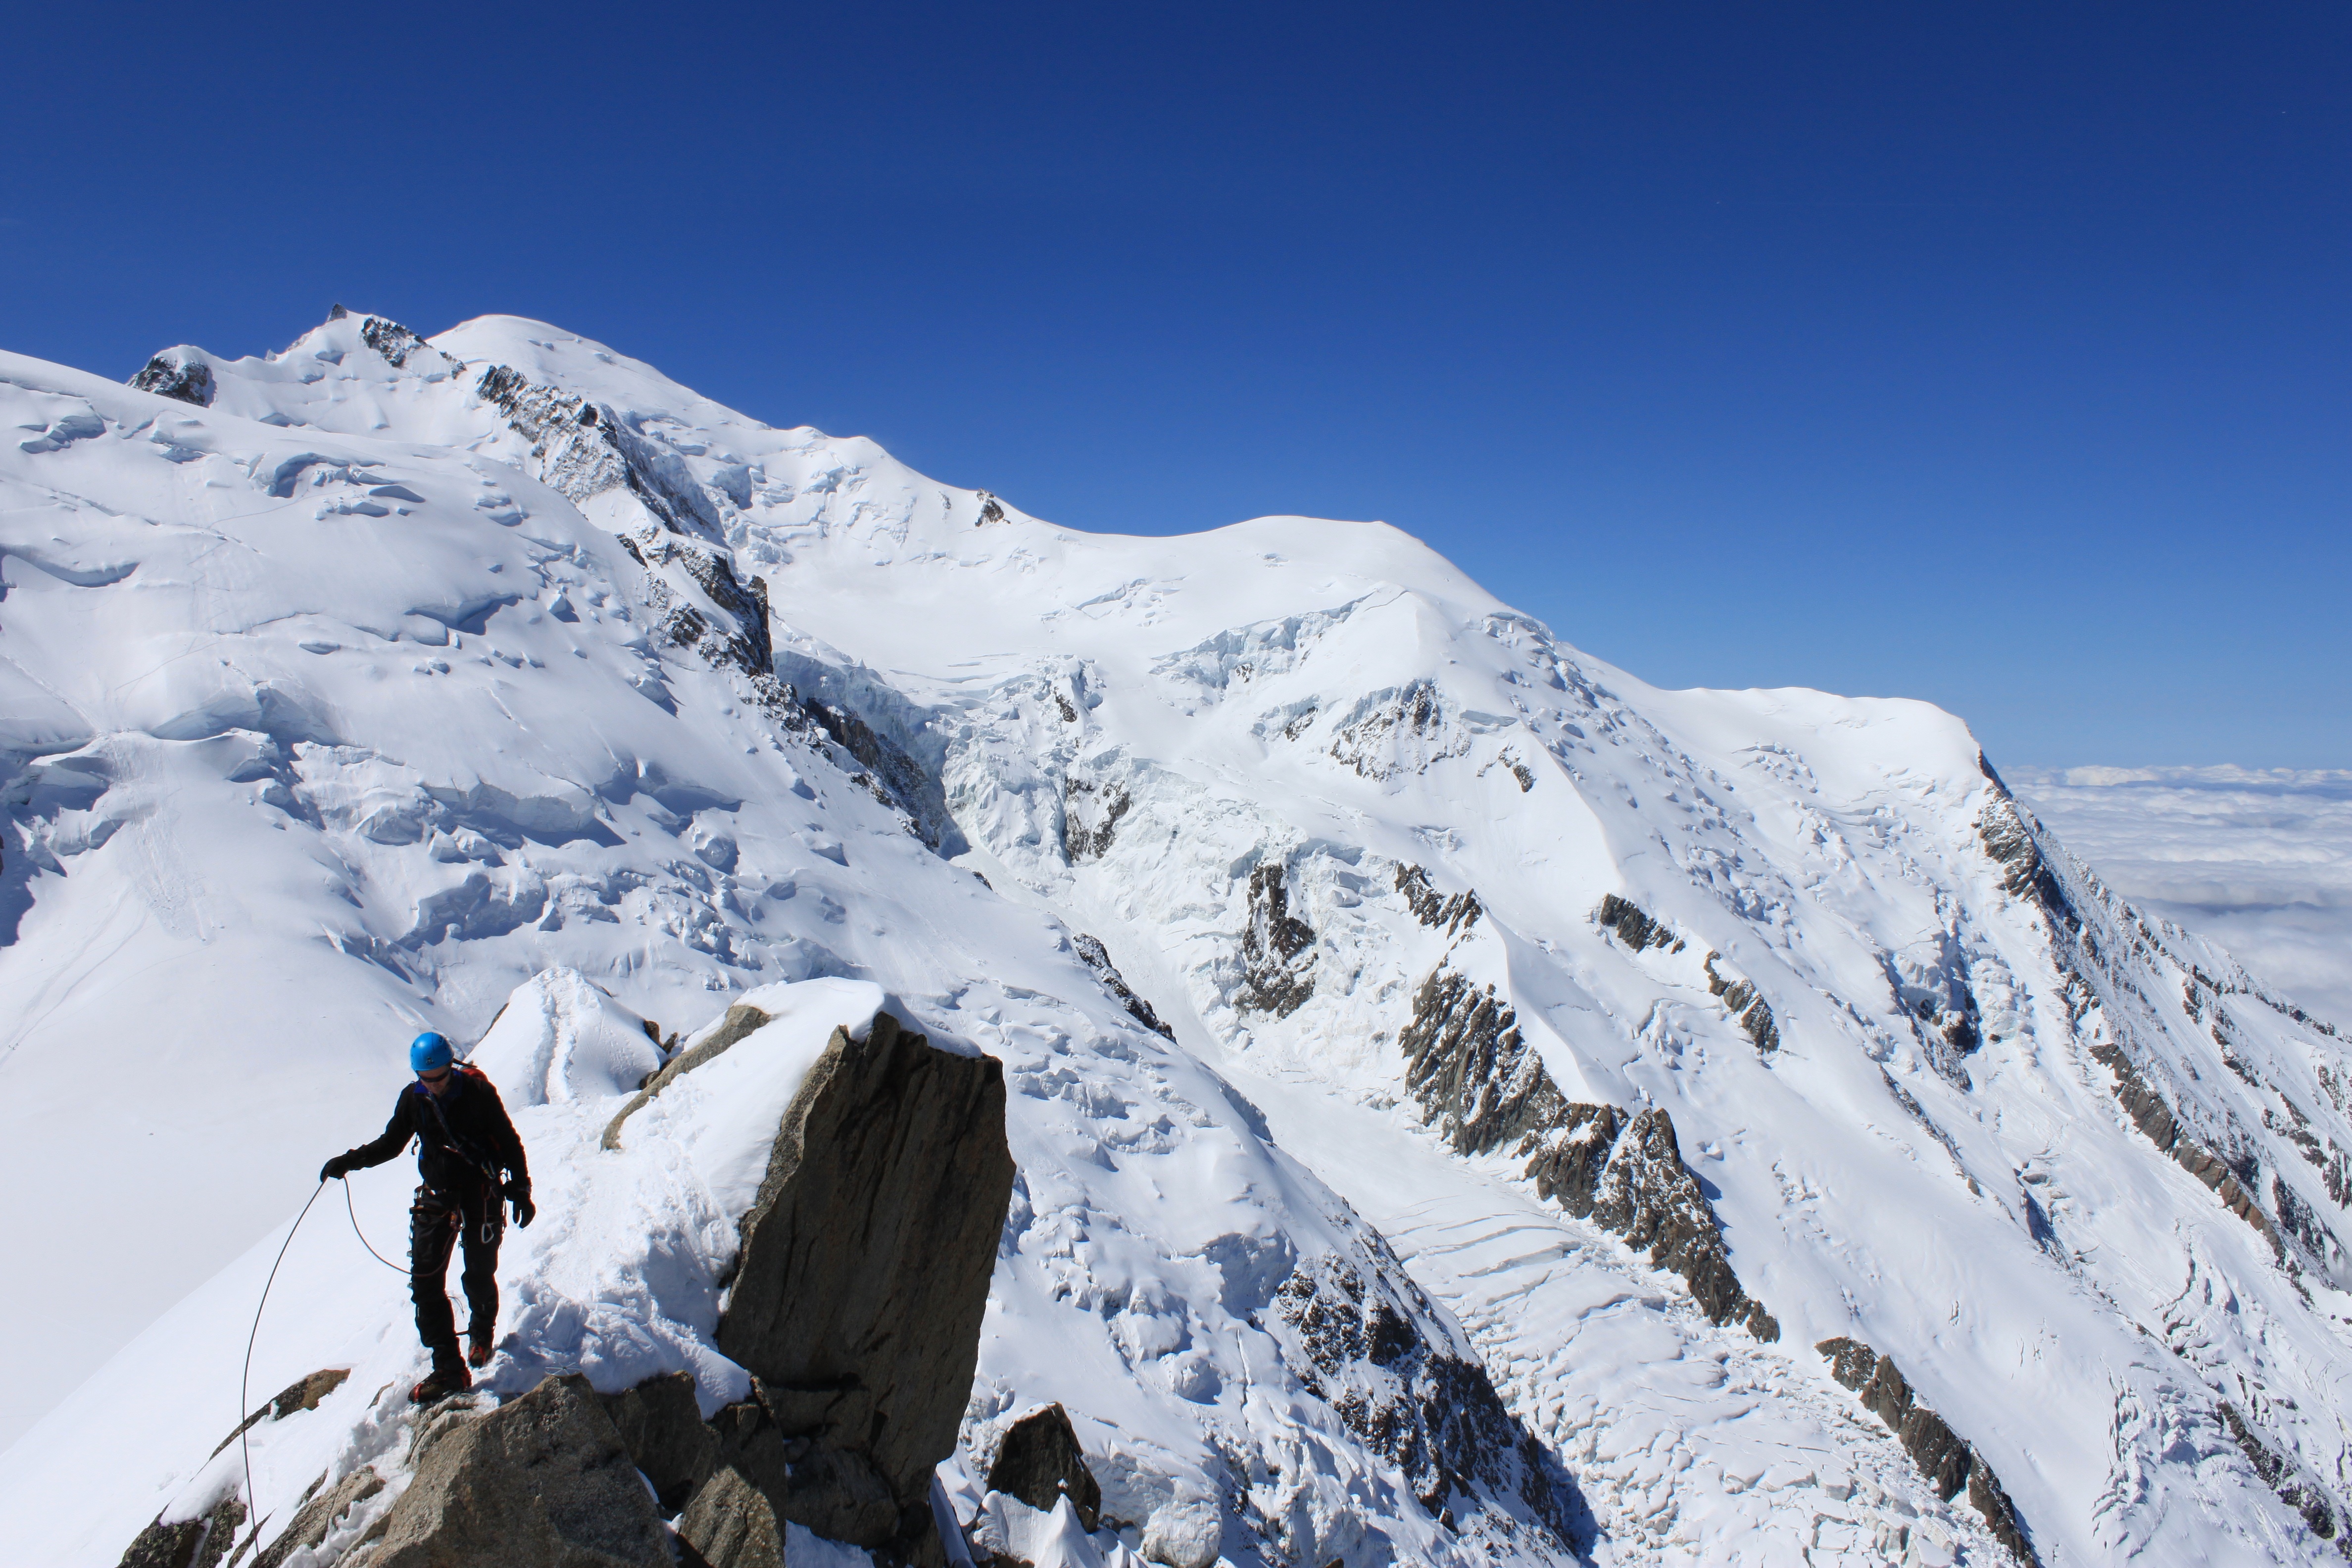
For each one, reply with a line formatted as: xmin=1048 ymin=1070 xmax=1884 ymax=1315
xmin=319 ymin=1031 xmax=535 ymax=1403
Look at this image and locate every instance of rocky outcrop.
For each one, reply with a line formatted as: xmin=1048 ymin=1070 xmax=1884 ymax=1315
xmin=1401 ymin=967 xmax=1779 ymax=1340
xmin=1396 ymin=863 xmax=1480 ymax=937
xmin=712 ymin=1011 xmax=1015 ymax=1557
xmin=127 ymin=351 xmax=215 ymax=406
xmin=208 ymin=1366 xmax=351 ymax=1458
xmin=796 ymin=695 xmax=961 ymax=853
xmin=118 ymin=1495 xmax=244 ymax=1568
xmin=677 ymin=1464 xmax=787 ymax=1568
xmin=1236 ymin=862 xmax=1316 ymax=1017
xmin=1061 ymin=776 xmax=1130 ymax=863
xmin=1975 ymin=786 xmax=2056 ymax=904
xmin=1272 ymin=1254 xmax=1585 ymax=1558
xmin=1072 ymin=933 xmax=1175 ymax=1039
xmin=1596 ymin=893 xmax=1677 ymax=952
xmin=985 ymin=1404 xmax=1102 ymax=1532
xmin=1529 ymin=1103 xmax=1778 ymax=1340
xmin=1326 ymin=680 xmax=1468 ymax=780
xmin=359 ymin=1373 xmax=669 ymax=1567
xmin=615 ymin=530 xmax=775 ymax=681
xmin=477 ymin=362 xmax=722 ymax=546
xmin=357 ymin=316 xmax=460 ymax=373
xmin=256 ymin=1469 xmax=385 ymax=1568
xmin=597 ymin=1371 xmax=719 ymax=1514
xmin=1815 ymin=1338 xmax=2034 ymax=1564
xmin=1400 ymin=968 xmax=1568 ymax=1154
xmin=1594 ymin=896 xmax=1777 ymax=1052
xmin=122 ymin=1367 xmax=356 ymax=1567
xmin=1701 ymin=952 xmax=1781 ymax=1055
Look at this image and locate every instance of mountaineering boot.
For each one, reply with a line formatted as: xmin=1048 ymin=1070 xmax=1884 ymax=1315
xmin=410 ymin=1366 xmax=471 ymax=1404
xmin=410 ymin=1361 xmax=472 ymax=1404
xmin=466 ymin=1331 xmax=494 ymax=1369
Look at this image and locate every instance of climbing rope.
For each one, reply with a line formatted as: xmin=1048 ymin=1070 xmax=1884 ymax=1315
xmin=343 ymin=1178 xmax=425 ymax=1274
xmin=238 ymin=1180 xmax=327 ymax=1559
xmin=234 ymin=1175 xmax=422 ymax=1559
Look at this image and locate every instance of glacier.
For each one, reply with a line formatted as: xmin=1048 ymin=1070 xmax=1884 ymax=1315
xmin=1 ymin=308 xmax=2348 ymax=1565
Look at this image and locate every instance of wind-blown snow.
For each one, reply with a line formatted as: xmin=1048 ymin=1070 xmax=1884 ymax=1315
xmin=624 ymin=976 xmax=885 ymax=1219
xmin=1 ymin=309 xmax=2348 ymax=1566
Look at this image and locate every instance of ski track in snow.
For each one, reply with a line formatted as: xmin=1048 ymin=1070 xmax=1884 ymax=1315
xmin=0 ymin=312 xmax=2348 ymax=1566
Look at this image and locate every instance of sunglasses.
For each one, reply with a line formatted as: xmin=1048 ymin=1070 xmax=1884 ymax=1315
xmin=417 ymin=1067 xmax=453 ymax=1086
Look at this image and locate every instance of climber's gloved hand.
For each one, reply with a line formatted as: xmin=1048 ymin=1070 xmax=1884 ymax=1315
xmin=319 ymin=1154 xmax=353 ymax=1183
xmin=505 ymin=1178 xmax=535 ymax=1228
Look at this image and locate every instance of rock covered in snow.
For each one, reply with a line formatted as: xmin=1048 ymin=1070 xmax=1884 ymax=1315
xmin=126 ymin=349 xmax=215 ymax=407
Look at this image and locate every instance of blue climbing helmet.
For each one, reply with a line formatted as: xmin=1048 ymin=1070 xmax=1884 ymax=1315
xmin=409 ymin=1031 xmax=455 ymax=1074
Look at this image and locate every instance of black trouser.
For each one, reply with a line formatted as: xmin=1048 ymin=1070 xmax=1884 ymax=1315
xmin=410 ymin=1179 xmax=501 ymax=1373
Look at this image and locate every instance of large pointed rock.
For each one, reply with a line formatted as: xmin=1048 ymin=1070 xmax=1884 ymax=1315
xmin=714 ymin=1011 xmax=1015 ymax=1553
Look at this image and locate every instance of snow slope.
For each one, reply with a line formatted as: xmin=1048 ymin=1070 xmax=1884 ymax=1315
xmin=2 ymin=311 xmax=2348 ymax=1565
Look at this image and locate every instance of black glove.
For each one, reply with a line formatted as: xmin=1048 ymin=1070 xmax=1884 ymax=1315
xmin=505 ymin=1178 xmax=535 ymax=1228
xmin=320 ymin=1154 xmax=352 ymax=1182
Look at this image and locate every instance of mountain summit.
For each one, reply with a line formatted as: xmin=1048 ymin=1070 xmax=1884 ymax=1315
xmin=1 ymin=311 xmax=2346 ymax=1565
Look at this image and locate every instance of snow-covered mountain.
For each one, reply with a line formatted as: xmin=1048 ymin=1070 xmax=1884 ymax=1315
xmin=3 ymin=309 xmax=2348 ymax=1565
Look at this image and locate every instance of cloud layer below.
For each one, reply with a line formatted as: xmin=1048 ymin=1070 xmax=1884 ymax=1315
xmin=2009 ymin=765 xmax=2352 ymax=1029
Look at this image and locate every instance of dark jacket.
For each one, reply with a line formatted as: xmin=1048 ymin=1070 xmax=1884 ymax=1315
xmin=340 ymin=1066 xmax=529 ymax=1197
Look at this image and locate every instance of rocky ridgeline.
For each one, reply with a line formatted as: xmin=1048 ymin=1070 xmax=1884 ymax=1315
xmin=1398 ymin=965 xmax=1780 ymax=1342
xmin=1977 ymin=766 xmax=2344 ymax=1280
xmin=1814 ymin=1337 xmax=2033 ymax=1565
xmin=2218 ymin=1401 xmax=2340 ymax=1544
xmin=1270 ymin=1253 xmax=1586 ymax=1559
xmin=480 ymin=343 xmax=963 ymax=851
xmin=125 ymin=1010 xmax=1013 ymax=1568
xmin=1072 ymin=933 xmax=1176 ymax=1040
xmin=476 ymin=359 xmax=722 ymax=548
xmin=2090 ymin=1039 xmax=2283 ymax=1256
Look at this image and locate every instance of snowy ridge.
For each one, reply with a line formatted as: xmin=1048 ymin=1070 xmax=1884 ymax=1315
xmin=0 ymin=310 xmax=2348 ymax=1565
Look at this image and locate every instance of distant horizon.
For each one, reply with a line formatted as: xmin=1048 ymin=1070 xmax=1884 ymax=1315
xmin=7 ymin=2 xmax=2343 ymax=768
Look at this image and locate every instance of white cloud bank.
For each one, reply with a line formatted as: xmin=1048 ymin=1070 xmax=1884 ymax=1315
xmin=2009 ymin=765 xmax=2352 ymax=1028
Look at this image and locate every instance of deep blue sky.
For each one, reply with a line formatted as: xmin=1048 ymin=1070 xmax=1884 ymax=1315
xmin=4 ymin=3 xmax=2344 ymax=767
